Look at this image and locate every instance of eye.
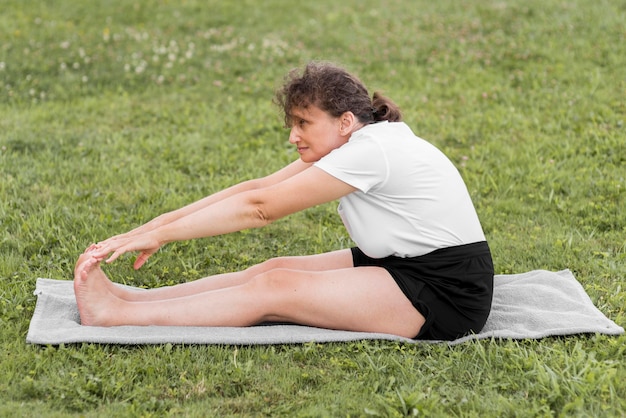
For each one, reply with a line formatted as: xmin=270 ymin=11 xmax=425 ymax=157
xmin=293 ymin=117 xmax=306 ymax=128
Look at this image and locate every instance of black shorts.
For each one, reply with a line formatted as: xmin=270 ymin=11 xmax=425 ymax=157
xmin=351 ymin=241 xmax=494 ymax=341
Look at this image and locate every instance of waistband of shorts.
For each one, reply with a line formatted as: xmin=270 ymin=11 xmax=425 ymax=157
xmin=416 ymin=241 xmax=491 ymax=262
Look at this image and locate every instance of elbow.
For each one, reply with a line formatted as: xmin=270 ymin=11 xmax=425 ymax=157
xmin=252 ymin=204 xmax=274 ymax=227
xmin=242 ymin=189 xmax=281 ymax=228
xmin=245 ymin=191 xmax=279 ymax=227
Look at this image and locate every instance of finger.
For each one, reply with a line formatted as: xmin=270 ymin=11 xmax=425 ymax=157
xmin=89 ymin=245 xmax=113 ymax=261
xmin=133 ymin=252 xmax=152 ymax=270
xmin=84 ymin=243 xmax=98 ymax=253
xmin=97 ymin=237 xmax=118 ymax=247
xmin=98 ymin=233 xmax=127 ymax=246
xmin=105 ymin=248 xmax=125 ymax=264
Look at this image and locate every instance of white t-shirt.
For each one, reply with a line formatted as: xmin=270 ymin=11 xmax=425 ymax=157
xmin=314 ymin=121 xmax=486 ymax=258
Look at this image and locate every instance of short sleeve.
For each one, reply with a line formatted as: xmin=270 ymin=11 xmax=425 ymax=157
xmin=314 ymin=135 xmax=389 ymax=193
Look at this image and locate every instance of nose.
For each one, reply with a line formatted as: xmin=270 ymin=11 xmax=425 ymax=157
xmin=288 ymin=127 xmax=299 ymax=144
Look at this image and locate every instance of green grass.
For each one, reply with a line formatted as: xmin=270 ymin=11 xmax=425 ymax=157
xmin=1 ymin=0 xmax=625 ymax=416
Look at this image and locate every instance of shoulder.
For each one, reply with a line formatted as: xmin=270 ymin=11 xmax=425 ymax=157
xmin=350 ymin=122 xmax=437 ymax=158
xmin=350 ymin=121 xmax=419 ymax=146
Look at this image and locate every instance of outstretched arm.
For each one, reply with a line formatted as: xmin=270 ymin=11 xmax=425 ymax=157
xmin=91 ymin=165 xmax=356 ymax=267
xmin=89 ymin=159 xmax=312 ymax=267
xmin=158 ymin=159 xmax=313 ymax=225
xmin=96 ymin=159 xmax=312 ymax=243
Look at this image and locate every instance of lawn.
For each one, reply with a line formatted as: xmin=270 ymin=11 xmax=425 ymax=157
xmin=1 ymin=0 xmax=625 ymax=416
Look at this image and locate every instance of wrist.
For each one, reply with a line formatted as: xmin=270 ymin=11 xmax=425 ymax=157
xmin=151 ymin=213 xmax=175 ymax=230
xmin=152 ymin=224 xmax=172 ymax=246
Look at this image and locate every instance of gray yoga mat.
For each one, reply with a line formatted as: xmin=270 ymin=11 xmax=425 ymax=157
xmin=26 ymin=269 xmax=623 ymax=345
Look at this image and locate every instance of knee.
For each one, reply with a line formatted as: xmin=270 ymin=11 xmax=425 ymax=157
xmin=245 ymin=256 xmax=291 ymax=276
xmin=243 ymin=269 xmax=299 ymax=323
xmin=246 ymin=268 xmax=294 ymax=294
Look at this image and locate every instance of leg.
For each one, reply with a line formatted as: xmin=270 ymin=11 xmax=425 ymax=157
xmin=74 ymin=255 xmax=425 ymax=338
xmin=105 ymin=250 xmax=354 ymax=302
xmin=252 ymin=267 xmax=426 ymax=338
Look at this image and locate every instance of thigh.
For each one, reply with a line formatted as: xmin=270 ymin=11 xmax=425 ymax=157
xmin=254 ymin=265 xmax=425 ymax=339
xmin=248 ymin=248 xmax=354 ymax=275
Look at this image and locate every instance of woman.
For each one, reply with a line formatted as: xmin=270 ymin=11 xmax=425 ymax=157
xmin=75 ymin=62 xmax=493 ymax=340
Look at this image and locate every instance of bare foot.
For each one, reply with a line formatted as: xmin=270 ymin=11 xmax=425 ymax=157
xmin=75 ymin=249 xmax=135 ymax=300
xmin=73 ymin=254 xmax=123 ymax=326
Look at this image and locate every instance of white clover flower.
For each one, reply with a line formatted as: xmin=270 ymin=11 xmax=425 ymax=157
xmin=135 ymin=61 xmax=147 ymax=73
xmin=60 ymin=41 xmax=70 ymax=49
xmin=0 ymin=62 xmax=5 ymax=71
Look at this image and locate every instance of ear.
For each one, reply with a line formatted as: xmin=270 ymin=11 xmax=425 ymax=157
xmin=339 ymin=111 xmax=357 ymax=136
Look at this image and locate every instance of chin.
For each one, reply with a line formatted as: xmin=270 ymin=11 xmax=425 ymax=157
xmin=299 ymin=155 xmax=319 ymax=163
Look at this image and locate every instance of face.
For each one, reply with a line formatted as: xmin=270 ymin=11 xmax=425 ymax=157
xmin=288 ymin=105 xmax=350 ymax=163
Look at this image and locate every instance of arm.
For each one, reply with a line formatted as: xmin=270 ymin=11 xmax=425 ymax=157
xmin=157 ymin=166 xmax=356 ymax=242
xmin=93 ymin=165 xmax=356 ymax=266
xmin=157 ymin=158 xmax=313 ymax=226
xmin=95 ymin=159 xmax=311 ymax=244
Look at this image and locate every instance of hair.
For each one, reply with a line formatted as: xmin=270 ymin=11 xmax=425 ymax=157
xmin=274 ymin=61 xmax=402 ymax=127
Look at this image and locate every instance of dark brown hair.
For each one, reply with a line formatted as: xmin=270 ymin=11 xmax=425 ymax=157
xmin=275 ymin=62 xmax=402 ymax=127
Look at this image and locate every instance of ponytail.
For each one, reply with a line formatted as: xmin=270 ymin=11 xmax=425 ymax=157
xmin=371 ymin=92 xmax=402 ymax=122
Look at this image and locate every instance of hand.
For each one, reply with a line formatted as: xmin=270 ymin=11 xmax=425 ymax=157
xmin=87 ymin=231 xmax=162 ymax=270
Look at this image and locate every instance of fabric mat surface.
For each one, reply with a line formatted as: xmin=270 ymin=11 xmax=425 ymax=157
xmin=26 ymin=269 xmax=624 ymax=345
